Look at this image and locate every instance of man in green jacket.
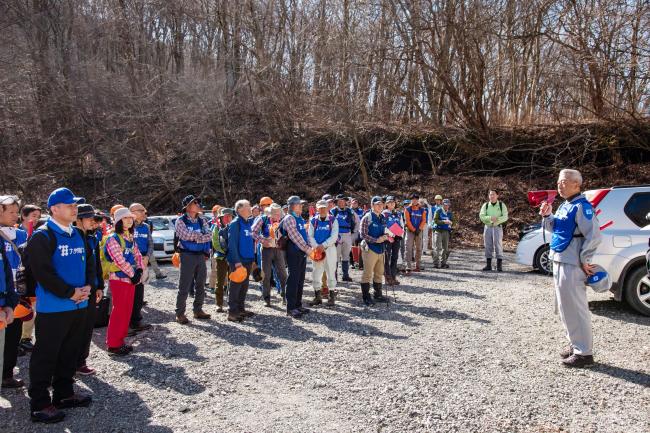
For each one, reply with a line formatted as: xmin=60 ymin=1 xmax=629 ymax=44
xmin=479 ymin=190 xmax=508 ymax=271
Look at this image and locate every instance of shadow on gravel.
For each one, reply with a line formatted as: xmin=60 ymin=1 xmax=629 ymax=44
xmin=186 ymin=320 xmax=283 ymax=350
xmin=110 ymin=353 xmax=206 ymax=395
xmin=79 ymin=375 xmax=176 ymax=432
xmin=591 ymin=363 xmax=650 ymax=387
xmin=390 ymin=299 xmax=491 ymax=324
xmin=588 ymin=299 xmax=650 ymax=326
xmin=397 ymin=283 xmax=486 ymax=300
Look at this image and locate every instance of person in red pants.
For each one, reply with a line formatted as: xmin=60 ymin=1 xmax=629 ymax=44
xmin=104 ymin=208 xmax=143 ymax=356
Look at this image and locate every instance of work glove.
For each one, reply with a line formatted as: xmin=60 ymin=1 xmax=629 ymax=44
xmin=130 ymin=268 xmax=143 ymax=285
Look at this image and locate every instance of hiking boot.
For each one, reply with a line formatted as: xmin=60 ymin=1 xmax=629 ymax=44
xmin=264 ymin=298 xmax=272 ymax=307
xmin=155 ymin=274 xmax=167 ymax=280
xmin=76 ymin=365 xmax=96 ymax=376
xmin=326 ymin=291 xmax=336 ymax=307
xmin=562 ymin=354 xmax=594 ymax=368
xmin=130 ymin=322 xmax=152 ymax=332
xmin=216 ymin=306 xmax=224 ymax=313
xmin=361 ymin=283 xmax=374 ymax=306
xmin=107 ymin=345 xmax=131 ymax=356
xmin=53 ymin=393 xmax=92 ymax=409
xmin=373 ymin=283 xmax=389 ymax=303
xmin=240 ymin=310 xmax=255 ymax=318
xmin=433 ymin=264 xmax=440 ymax=269
xmin=442 ymin=263 xmax=450 ymax=269
xmin=287 ymin=309 xmax=303 ymax=318
xmin=308 ymin=290 xmax=323 ymax=306
xmin=298 ymin=306 xmax=311 ymax=314
xmin=482 ymin=259 xmax=492 ymax=271
xmin=559 ymin=345 xmax=574 ymax=359
xmin=227 ymin=312 xmax=243 ymax=322
xmin=496 ymin=259 xmax=503 ymax=272
xmin=193 ymin=311 xmax=211 ymax=320
xmin=342 ymin=275 xmax=353 ymax=282
xmin=31 ymin=405 xmax=65 ymax=424
xmin=2 ymin=377 xmax=25 ymax=388
xmin=175 ymin=314 xmax=189 ymax=325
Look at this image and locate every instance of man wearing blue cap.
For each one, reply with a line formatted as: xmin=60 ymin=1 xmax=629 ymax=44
xmin=359 ymin=196 xmax=389 ymax=305
xmin=540 ymin=169 xmax=602 ymax=368
xmin=26 ymin=188 xmax=95 ymax=423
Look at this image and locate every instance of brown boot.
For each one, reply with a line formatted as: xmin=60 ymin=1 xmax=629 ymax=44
xmin=175 ymin=314 xmax=189 ymax=325
xmin=193 ymin=310 xmax=211 ymax=320
xmin=308 ymin=290 xmax=323 ymax=306
xmin=326 ymin=290 xmax=336 ymax=307
xmin=227 ymin=312 xmax=243 ymax=322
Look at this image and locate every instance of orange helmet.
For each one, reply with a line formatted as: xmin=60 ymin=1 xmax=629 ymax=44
xmin=229 ymin=266 xmax=248 ymax=283
xmin=212 ymin=205 xmax=221 ymax=214
xmin=171 ymin=252 xmax=181 ymax=268
xmin=110 ymin=204 xmax=125 ymax=216
xmin=14 ymin=298 xmax=34 ymax=321
xmin=259 ymin=196 xmax=273 ymax=207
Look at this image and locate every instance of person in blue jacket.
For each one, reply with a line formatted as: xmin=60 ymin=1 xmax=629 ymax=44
xmin=226 ymin=200 xmax=256 ymax=322
xmin=25 ymin=188 xmax=95 ymax=424
xmin=0 ymin=194 xmax=29 ymax=389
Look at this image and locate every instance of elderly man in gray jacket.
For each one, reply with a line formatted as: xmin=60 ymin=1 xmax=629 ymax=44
xmin=540 ymin=169 xmax=601 ymax=368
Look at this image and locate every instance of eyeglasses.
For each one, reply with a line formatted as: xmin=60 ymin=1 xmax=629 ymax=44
xmin=0 ymin=195 xmax=20 ymax=206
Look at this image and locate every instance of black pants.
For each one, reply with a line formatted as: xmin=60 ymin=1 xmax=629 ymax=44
xmin=29 ymin=308 xmax=87 ymax=411
xmin=77 ymin=290 xmax=98 ymax=368
xmin=3 ymin=318 xmax=23 ymax=379
xmin=130 ymin=283 xmax=144 ymax=326
xmin=384 ymin=237 xmax=402 ymax=277
xmin=227 ymin=262 xmax=252 ymax=314
xmin=285 ymin=242 xmax=306 ymax=312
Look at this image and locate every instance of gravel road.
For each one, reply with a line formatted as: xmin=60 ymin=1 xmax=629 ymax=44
xmin=1 ymin=249 xmax=648 ymax=433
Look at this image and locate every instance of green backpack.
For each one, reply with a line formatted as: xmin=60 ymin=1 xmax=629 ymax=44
xmin=99 ymin=233 xmax=127 ymax=280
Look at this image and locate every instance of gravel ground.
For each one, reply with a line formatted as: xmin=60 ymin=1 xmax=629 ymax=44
xmin=1 ymin=248 xmax=648 ymax=433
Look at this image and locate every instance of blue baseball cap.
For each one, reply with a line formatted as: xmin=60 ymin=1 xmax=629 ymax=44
xmin=47 ymin=188 xmax=85 ymax=208
xmin=371 ymin=196 xmax=383 ymax=204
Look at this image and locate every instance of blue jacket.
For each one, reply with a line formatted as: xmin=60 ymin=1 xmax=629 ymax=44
xmin=26 ymin=219 xmax=94 ymax=313
xmin=133 ymin=222 xmax=150 ymax=256
xmin=226 ymin=217 xmax=255 ymax=265
xmin=0 ymin=239 xmax=18 ymax=308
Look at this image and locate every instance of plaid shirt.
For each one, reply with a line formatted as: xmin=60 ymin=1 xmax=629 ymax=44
xmin=175 ymin=215 xmax=212 ymax=243
xmin=361 ymin=212 xmax=383 ymax=244
xmin=251 ymin=215 xmax=283 ymax=247
xmin=106 ymin=234 xmax=144 ymax=283
xmin=283 ymin=214 xmax=310 ymax=253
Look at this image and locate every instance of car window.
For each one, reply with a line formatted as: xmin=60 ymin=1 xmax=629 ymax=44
xmin=624 ymin=192 xmax=650 ymax=227
xmin=150 ymin=218 xmax=170 ymax=231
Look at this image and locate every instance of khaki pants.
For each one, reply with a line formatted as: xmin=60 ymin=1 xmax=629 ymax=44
xmin=22 ymin=315 xmax=35 ymax=340
xmin=361 ymin=249 xmax=384 ymax=284
xmin=433 ymin=230 xmax=450 ymax=266
xmin=209 ymin=257 xmax=229 ymax=308
xmin=405 ymin=230 xmax=423 ymax=270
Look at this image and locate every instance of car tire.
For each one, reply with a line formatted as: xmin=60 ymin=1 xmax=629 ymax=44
xmin=533 ymin=244 xmax=552 ymax=275
xmin=623 ymin=266 xmax=650 ymax=317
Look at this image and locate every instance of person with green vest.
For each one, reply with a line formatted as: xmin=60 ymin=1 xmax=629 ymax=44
xmin=210 ymin=208 xmax=234 ymax=313
xmin=479 ymin=190 xmax=508 ymax=271
xmin=432 ymin=199 xmax=457 ymax=269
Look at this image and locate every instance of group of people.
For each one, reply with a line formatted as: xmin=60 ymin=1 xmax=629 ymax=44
xmin=0 ymin=169 xmax=602 ymax=425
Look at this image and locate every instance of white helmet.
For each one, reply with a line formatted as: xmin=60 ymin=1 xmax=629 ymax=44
xmin=585 ymin=265 xmax=612 ymax=293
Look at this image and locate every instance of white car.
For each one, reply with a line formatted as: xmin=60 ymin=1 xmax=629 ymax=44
xmin=149 ymin=214 xmax=214 ymax=260
xmin=515 ymin=185 xmax=650 ymax=316
xmin=149 ymin=215 xmax=179 ymax=261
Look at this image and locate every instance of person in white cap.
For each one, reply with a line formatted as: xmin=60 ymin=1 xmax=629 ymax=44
xmin=308 ymin=200 xmax=339 ymax=306
xmin=432 ymin=199 xmax=456 ymax=269
xmin=540 ymin=169 xmax=602 ymax=368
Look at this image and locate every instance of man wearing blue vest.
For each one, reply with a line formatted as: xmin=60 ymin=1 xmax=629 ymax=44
xmin=432 ymin=199 xmax=457 ymax=269
xmin=226 ymin=200 xmax=256 ymax=322
xmin=308 ymin=200 xmax=339 ymax=306
xmin=360 ymin=196 xmax=390 ymax=305
xmin=0 ymin=195 xmax=29 ymax=389
xmin=283 ymin=196 xmax=314 ymax=318
xmin=129 ymin=203 xmax=153 ymax=333
xmin=26 ymin=188 xmax=95 ymax=423
xmin=0 ymin=203 xmax=19 ymax=393
xmin=331 ymin=194 xmax=358 ymax=282
xmin=174 ymin=195 xmax=212 ymax=324
xmin=540 ymin=169 xmax=602 ymax=368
